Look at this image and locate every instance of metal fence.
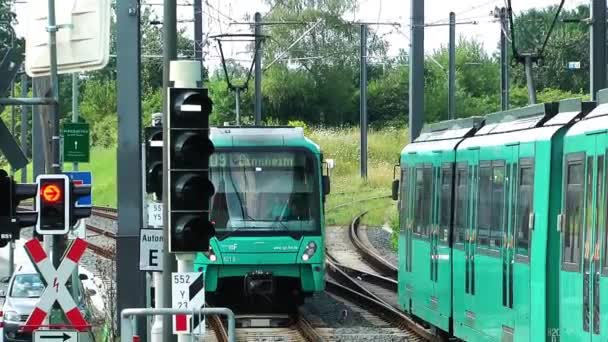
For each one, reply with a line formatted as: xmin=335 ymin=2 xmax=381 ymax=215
xmin=121 ymin=307 xmax=235 ymax=342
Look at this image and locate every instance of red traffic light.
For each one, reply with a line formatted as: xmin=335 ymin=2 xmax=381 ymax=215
xmin=41 ymin=183 xmax=62 ymax=203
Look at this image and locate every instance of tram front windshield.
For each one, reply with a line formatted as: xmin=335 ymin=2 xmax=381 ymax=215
xmin=210 ymin=151 xmax=320 ymax=236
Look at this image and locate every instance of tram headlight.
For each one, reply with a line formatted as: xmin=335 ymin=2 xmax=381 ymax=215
xmin=301 ymin=241 xmax=317 ymax=261
xmin=204 ymin=246 xmax=217 ymax=262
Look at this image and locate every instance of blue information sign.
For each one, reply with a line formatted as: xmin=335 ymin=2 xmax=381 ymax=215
xmin=63 ymin=171 xmax=92 ymax=207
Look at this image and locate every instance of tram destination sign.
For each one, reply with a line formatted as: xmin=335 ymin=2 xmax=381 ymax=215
xmin=63 ymin=123 xmax=90 ymax=163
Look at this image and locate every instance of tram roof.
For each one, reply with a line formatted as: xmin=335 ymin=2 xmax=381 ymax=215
xmin=567 ymin=89 xmax=608 ymax=136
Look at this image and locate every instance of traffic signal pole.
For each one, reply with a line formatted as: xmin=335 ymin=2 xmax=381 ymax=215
xmin=169 ymin=60 xmax=205 ymax=342
xmin=162 ymin=1 xmax=178 ymax=341
xmin=409 ymin=0 xmax=424 ymax=141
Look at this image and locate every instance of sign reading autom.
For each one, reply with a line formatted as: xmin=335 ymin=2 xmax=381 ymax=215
xmin=63 ymin=123 xmax=90 ymax=163
xmin=139 ymin=229 xmax=163 ymax=271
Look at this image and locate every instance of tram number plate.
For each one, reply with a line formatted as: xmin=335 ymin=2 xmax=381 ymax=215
xmin=147 ymin=202 xmax=163 ymax=227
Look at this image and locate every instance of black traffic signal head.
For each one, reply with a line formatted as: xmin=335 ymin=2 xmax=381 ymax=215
xmin=0 ymin=170 xmax=37 ymax=245
xmin=70 ymin=180 xmax=92 ymax=226
xmin=145 ymin=126 xmax=163 ymax=199
xmin=168 ymin=87 xmax=215 ymax=253
xmin=36 ymin=174 xmax=70 ymax=235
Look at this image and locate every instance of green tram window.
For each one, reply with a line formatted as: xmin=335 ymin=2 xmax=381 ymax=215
xmin=478 ymin=163 xmax=492 ymax=246
xmin=585 ymin=157 xmax=594 ymax=263
xmin=400 ymin=168 xmax=409 ymax=233
xmin=440 ymin=165 xmax=453 ymax=243
xmin=413 ymin=166 xmax=433 ymax=237
xmin=563 ymin=154 xmax=585 ymax=270
xmin=476 ymin=161 xmax=505 ymax=249
xmin=516 ymin=159 xmax=534 ymax=258
xmin=491 ymin=162 xmax=505 ymax=249
xmin=454 ymin=164 xmax=468 ymax=244
xmin=603 ymin=154 xmax=608 ymax=274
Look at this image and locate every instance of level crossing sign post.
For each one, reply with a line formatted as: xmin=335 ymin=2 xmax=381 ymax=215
xmin=172 ymin=272 xmax=206 ymax=335
xmin=21 ymin=238 xmax=90 ymax=333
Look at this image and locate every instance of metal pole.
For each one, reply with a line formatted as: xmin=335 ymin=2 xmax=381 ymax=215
xmin=9 ymin=81 xmax=15 ymax=277
xmin=32 ymin=84 xmax=44 ymax=178
xmin=10 ymin=81 xmax=16 ymax=175
xmin=524 ymin=55 xmax=537 ymax=104
xmin=70 ymin=73 xmax=80 ymax=301
xmin=591 ymin=0 xmax=607 ymax=100
xmin=448 ymin=12 xmax=456 ymax=120
xmin=409 ymin=0 xmax=424 ymax=141
xmin=117 ymin=0 xmax=147 ymax=339
xmin=162 ymin=1 xmax=177 ymax=340
xmin=500 ymin=7 xmax=509 ymax=111
xmin=254 ymin=12 xmax=262 ymax=125
xmin=71 ymin=74 xmax=79 ymax=172
xmin=20 ymin=73 xmax=28 ymax=183
xmin=235 ymin=88 xmax=241 ymax=125
xmin=359 ymin=24 xmax=368 ymax=180
xmin=194 ymin=0 xmax=203 ymax=65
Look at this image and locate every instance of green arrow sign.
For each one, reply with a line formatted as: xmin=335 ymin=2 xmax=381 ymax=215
xmin=63 ymin=123 xmax=90 ymax=163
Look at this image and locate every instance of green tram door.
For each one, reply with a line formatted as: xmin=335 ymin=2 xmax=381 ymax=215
xmin=454 ymin=143 xmax=536 ymax=341
xmin=560 ymin=134 xmax=608 ymax=342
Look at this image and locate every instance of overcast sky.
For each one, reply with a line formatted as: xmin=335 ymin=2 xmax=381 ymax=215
xmin=12 ymin=0 xmax=591 ymax=71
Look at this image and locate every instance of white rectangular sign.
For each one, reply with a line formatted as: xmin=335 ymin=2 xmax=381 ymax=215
xmin=25 ymin=0 xmax=111 ymax=77
xmin=147 ymin=202 xmax=163 ymax=227
xmin=172 ymin=272 xmax=206 ymax=335
xmin=139 ymin=229 xmax=163 ymax=271
xmin=34 ymin=330 xmax=78 ymax=342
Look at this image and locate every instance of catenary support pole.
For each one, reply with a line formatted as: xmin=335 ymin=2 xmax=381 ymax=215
xmin=499 ymin=7 xmax=509 ymax=111
xmin=235 ymin=87 xmax=241 ymax=125
xmin=448 ymin=12 xmax=456 ymax=120
xmin=359 ymin=24 xmax=368 ymax=180
xmin=590 ymin=0 xmax=606 ymax=100
xmin=20 ymin=73 xmax=28 ymax=183
xmin=194 ymin=0 xmax=203 ymax=67
xmin=116 ymin=0 xmax=147 ymax=339
xmin=409 ymin=0 xmax=424 ymax=141
xmin=254 ymin=12 xmax=262 ymax=125
xmin=523 ymin=55 xmax=537 ymax=104
xmin=162 ymin=1 xmax=178 ymax=340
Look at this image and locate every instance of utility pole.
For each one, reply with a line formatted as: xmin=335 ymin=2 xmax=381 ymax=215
xmin=409 ymin=0 xmax=424 ymax=141
xmin=499 ymin=7 xmax=509 ymax=111
xmin=235 ymin=86 xmax=242 ymax=125
xmin=116 ymin=0 xmax=146 ymax=339
xmin=522 ymin=54 xmax=537 ymax=104
xmin=20 ymin=73 xmax=28 ymax=183
xmin=162 ymin=0 xmax=178 ymax=341
xmin=360 ymin=24 xmax=368 ymax=180
xmin=194 ymin=0 xmax=203 ymax=66
xmin=590 ymin=0 xmax=606 ymax=100
xmin=448 ymin=12 xmax=456 ymax=120
xmin=254 ymin=12 xmax=262 ymax=125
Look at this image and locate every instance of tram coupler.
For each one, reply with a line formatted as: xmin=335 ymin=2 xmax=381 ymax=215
xmin=244 ymin=271 xmax=275 ymax=296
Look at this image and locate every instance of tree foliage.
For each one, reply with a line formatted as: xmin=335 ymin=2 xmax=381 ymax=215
xmin=3 ymin=1 xmax=589 ymax=152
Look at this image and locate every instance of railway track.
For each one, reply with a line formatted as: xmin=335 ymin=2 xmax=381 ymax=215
xmin=324 ymin=212 xmax=438 ymax=341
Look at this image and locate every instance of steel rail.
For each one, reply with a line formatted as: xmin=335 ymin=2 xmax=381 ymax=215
xmin=348 ymin=212 xmax=398 ymax=278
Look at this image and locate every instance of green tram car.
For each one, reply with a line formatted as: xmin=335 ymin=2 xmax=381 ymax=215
xmin=395 ymin=96 xmax=608 ymax=341
xmin=195 ymin=127 xmax=330 ymax=310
